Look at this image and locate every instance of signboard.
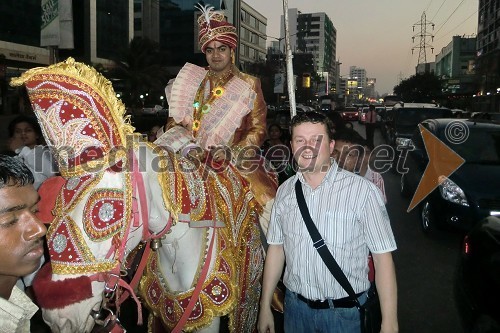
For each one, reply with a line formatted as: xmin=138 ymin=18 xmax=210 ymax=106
xmin=274 ymin=73 xmax=284 ymax=94
xmin=41 ymin=0 xmax=74 ymax=49
xmin=0 ymin=48 xmax=50 ymax=65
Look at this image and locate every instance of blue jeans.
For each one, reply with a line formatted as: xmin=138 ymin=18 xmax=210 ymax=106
xmin=283 ymin=289 xmax=368 ymax=333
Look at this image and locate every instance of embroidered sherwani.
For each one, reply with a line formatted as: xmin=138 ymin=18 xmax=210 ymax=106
xmin=164 ymin=63 xmax=276 ymax=207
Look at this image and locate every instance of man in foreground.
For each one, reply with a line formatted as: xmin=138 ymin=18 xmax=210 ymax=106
xmin=258 ymin=112 xmax=398 ymax=333
xmin=0 ymin=155 xmax=47 ymax=332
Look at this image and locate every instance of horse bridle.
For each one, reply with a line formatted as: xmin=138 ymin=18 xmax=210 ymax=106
xmin=89 ymin=150 xmax=173 ymax=332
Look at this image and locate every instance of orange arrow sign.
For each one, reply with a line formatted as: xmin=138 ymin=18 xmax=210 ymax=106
xmin=407 ymin=124 xmax=465 ymax=212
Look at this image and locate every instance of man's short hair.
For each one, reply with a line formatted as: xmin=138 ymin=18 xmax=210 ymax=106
xmin=0 ymin=155 xmax=34 ymax=189
xmin=290 ymin=111 xmax=335 ymax=141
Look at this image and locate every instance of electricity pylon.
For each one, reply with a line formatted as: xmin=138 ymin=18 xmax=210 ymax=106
xmin=412 ymin=12 xmax=435 ymax=64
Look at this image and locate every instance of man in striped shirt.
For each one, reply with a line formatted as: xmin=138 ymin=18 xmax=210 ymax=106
xmin=258 ymin=112 xmax=398 ymax=333
xmin=332 ymin=128 xmax=387 ymax=204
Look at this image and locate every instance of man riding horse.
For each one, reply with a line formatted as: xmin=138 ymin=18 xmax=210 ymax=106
xmin=9 ymin=4 xmax=277 ymax=333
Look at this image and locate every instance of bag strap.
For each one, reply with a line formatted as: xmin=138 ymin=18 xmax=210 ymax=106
xmin=295 ymin=180 xmax=361 ymax=308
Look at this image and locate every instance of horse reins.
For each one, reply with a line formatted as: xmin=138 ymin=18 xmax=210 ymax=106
xmin=89 ymin=150 xmax=173 ymax=332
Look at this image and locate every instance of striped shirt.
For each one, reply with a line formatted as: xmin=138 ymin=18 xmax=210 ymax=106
xmin=267 ymin=162 xmax=397 ymax=301
xmin=364 ymin=167 xmax=387 ymax=204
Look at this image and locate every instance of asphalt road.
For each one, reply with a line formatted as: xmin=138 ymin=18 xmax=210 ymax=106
xmin=353 ymin=122 xmax=466 ymax=333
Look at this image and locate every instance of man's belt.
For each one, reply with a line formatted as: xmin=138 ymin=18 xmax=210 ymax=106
xmin=297 ymin=291 xmax=364 ymax=309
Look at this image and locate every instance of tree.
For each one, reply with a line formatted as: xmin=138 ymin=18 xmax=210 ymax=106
xmin=103 ymin=37 xmax=173 ymax=110
xmin=394 ymin=72 xmax=442 ymax=103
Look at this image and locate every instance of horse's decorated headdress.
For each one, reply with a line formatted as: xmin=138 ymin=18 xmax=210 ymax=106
xmin=10 ymin=57 xmax=135 ymax=178
xmin=196 ymin=3 xmax=237 ymax=53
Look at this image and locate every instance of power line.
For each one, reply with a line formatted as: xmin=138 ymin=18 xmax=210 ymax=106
xmin=434 ymin=0 xmax=466 ymax=36
xmin=425 ymin=0 xmax=434 ymax=12
xmin=431 ymin=0 xmax=448 ymax=21
xmin=434 ymin=10 xmax=477 ymax=42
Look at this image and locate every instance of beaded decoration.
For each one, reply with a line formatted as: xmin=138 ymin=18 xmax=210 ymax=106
xmin=139 ymin=160 xmax=262 ymax=332
xmin=10 ymin=58 xmax=135 ymax=178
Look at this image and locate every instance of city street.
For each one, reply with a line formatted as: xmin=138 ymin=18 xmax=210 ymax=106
xmin=354 ymin=122 xmax=465 ymax=333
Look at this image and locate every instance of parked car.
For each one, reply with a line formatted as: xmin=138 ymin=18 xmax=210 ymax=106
xmin=339 ymin=106 xmax=359 ymax=121
xmin=455 ymin=215 xmax=500 ymax=332
xmin=400 ymin=118 xmax=500 ymax=233
xmin=386 ymin=102 xmax=453 ymax=148
xmin=471 ymin=112 xmax=500 ymax=122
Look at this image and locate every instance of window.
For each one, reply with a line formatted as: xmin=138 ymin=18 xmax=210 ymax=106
xmin=134 ymin=17 xmax=142 ymax=30
xmin=258 ymin=21 xmax=266 ymax=33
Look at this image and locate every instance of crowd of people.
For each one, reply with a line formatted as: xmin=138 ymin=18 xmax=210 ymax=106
xmin=0 ymin=5 xmax=397 ymax=333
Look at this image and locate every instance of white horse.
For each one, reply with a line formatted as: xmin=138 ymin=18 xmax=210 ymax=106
xmin=11 ymin=58 xmax=271 ymax=333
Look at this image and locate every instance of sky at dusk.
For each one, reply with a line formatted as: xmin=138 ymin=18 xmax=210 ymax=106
xmin=248 ymin=0 xmax=479 ymax=95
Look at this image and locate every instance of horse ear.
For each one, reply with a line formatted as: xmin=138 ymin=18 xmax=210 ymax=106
xmin=37 ymin=176 xmax=65 ymax=224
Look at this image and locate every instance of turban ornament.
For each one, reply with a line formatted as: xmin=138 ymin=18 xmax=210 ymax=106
xmin=196 ymin=3 xmax=238 ymax=53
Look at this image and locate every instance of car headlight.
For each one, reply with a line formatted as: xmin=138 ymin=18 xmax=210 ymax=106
xmin=439 ymin=177 xmax=469 ymax=206
xmin=396 ymin=137 xmax=413 ymax=147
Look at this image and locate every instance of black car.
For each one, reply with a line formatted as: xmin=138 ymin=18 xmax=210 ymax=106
xmin=386 ymin=103 xmax=453 ymax=147
xmin=400 ymin=118 xmax=500 ymax=233
xmin=455 ymin=215 xmax=500 ymax=332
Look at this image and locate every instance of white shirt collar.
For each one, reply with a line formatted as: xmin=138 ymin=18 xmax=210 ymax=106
xmin=0 ymin=286 xmax=39 ymax=333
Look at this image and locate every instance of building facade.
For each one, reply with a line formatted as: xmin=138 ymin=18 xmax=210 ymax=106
xmin=281 ymin=8 xmax=337 ymax=96
xmin=240 ymin=1 xmax=267 ymax=70
xmin=134 ymin=0 xmax=160 ymax=43
xmin=475 ymin=0 xmax=499 ymax=111
xmin=349 ymin=66 xmax=367 ymax=90
xmin=435 ymin=35 xmax=476 ymax=95
xmin=0 ymin=0 xmax=133 ymax=116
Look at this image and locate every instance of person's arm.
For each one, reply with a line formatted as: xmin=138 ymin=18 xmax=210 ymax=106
xmin=233 ymin=77 xmax=267 ymax=149
xmin=372 ymin=252 xmax=398 ymax=333
xmin=258 ymin=244 xmax=285 ymax=333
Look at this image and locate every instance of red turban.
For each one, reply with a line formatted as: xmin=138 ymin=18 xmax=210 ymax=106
xmin=197 ymin=4 xmax=238 ymax=53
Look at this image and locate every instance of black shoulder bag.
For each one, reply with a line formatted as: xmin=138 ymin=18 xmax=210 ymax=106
xmin=295 ymin=180 xmax=382 ymax=333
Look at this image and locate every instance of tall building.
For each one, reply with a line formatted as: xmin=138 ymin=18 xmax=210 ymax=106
xmin=281 ymin=8 xmax=337 ymax=96
xmin=134 ymin=0 xmax=160 ymax=43
xmin=0 ymin=0 xmax=132 ymax=115
xmin=476 ymin=0 xmax=499 ymax=111
xmin=240 ymin=1 xmax=267 ymax=69
xmin=349 ymin=66 xmax=367 ymax=90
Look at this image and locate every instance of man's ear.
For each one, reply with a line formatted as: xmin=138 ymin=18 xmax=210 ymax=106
xmin=329 ymin=139 xmax=335 ymax=155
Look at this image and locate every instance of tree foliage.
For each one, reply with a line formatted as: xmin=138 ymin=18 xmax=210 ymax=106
xmin=103 ymin=37 xmax=173 ymax=109
xmin=394 ymin=72 xmax=442 ymax=103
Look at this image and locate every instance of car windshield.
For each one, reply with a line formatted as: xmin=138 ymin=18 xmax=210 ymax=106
xmin=397 ymin=108 xmax=452 ymax=125
xmin=440 ymin=127 xmax=500 ymax=164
